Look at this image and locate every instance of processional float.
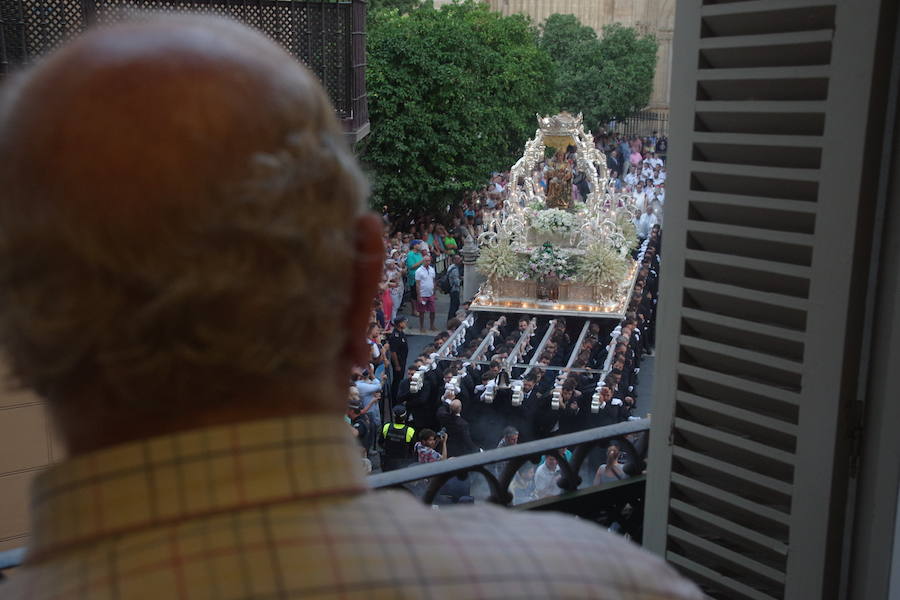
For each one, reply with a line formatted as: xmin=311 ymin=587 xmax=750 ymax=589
xmin=470 ymin=112 xmax=640 ymax=319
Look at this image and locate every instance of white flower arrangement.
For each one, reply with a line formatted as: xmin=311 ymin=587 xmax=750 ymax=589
xmin=577 ymin=243 xmax=630 ymax=288
xmin=612 ymin=212 xmax=639 ymax=254
xmin=527 ymin=198 xmax=546 ymax=211
xmin=476 ymin=241 xmax=524 ymax=280
xmin=532 ymin=208 xmax=577 ymax=235
xmin=525 ymin=243 xmax=576 ymax=280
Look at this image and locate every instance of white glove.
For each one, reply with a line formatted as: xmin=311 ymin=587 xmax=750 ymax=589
xmin=611 ymin=398 xmax=623 ymax=406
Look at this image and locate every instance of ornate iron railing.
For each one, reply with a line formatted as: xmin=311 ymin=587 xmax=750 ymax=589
xmin=369 ymin=418 xmax=650 ymax=506
xmin=610 ymin=110 xmax=669 ymax=140
xmin=0 ymin=0 xmax=369 ymax=140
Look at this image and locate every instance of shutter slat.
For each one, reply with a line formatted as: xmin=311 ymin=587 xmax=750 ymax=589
xmin=681 ymin=306 xmax=806 ymax=345
xmin=678 ymin=363 xmax=801 ymax=407
xmin=697 ymin=65 xmax=830 ymax=81
xmin=687 ymin=191 xmax=818 ymax=214
xmin=689 ymin=160 xmax=820 ymax=180
xmin=668 ymin=525 xmax=787 ymax=584
xmin=682 ymin=276 xmax=809 ymax=312
xmin=685 ymin=248 xmax=812 ymax=280
xmin=672 ymin=446 xmax=793 ymax=496
xmin=680 ymin=334 xmax=804 ymax=374
xmin=674 ymin=417 xmax=796 ymax=467
xmin=699 ymin=28 xmax=832 ymax=51
xmin=694 ymin=100 xmax=827 ymax=114
xmin=671 ymin=472 xmax=791 ymax=526
xmin=677 ymin=391 xmax=798 ymax=437
xmin=670 ymin=499 xmax=789 ymax=556
xmin=700 ymin=0 xmax=835 ymax=18
xmin=687 ymin=220 xmax=815 ymax=246
xmin=692 ymin=131 xmax=823 ymax=148
xmin=667 ymin=551 xmax=782 ymax=600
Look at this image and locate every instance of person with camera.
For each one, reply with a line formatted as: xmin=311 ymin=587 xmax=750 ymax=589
xmin=415 ymin=428 xmax=448 ymax=463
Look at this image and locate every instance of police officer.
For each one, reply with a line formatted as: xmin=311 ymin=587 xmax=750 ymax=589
xmin=380 ymin=405 xmax=416 ymax=471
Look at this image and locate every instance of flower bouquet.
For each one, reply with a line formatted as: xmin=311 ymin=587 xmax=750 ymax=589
xmin=476 ymin=241 xmax=523 ymax=282
xmin=527 ymin=208 xmax=579 ymax=246
xmin=576 ymin=243 xmax=630 ymax=291
xmin=526 ymin=243 xmax=576 ymax=301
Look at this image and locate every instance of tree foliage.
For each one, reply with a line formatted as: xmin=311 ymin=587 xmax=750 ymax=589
xmin=359 ymin=1 xmax=555 ymax=219
xmin=367 ymin=0 xmax=420 ymax=15
xmin=539 ymin=15 xmax=657 ymax=127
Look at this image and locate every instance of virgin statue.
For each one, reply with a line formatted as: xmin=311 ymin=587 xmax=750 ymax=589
xmin=545 ymin=149 xmax=573 ymax=210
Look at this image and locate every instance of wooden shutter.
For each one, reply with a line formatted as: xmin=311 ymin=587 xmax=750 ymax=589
xmin=644 ymin=1 xmax=895 ymax=598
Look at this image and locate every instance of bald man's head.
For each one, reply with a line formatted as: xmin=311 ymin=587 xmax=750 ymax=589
xmin=2 ymin=15 xmax=354 ymax=233
xmin=0 ymin=15 xmax=380 ymax=451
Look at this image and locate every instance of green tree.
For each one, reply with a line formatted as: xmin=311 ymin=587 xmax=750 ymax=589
xmin=367 ymin=0 xmax=421 ymax=15
xmin=360 ymin=0 xmax=554 ymax=219
xmin=540 ymin=15 xmax=657 ymax=127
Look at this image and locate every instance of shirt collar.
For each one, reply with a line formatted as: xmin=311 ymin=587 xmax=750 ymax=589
xmin=27 ymin=415 xmax=368 ymax=562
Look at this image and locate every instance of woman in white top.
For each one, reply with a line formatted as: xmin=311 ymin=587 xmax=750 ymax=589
xmin=384 ymin=258 xmax=404 ymax=324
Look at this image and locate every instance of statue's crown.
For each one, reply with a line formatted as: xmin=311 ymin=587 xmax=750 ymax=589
xmin=537 ymin=112 xmax=583 ymax=136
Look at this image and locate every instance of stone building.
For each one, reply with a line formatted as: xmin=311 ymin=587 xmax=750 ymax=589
xmin=486 ymin=0 xmax=675 ymax=113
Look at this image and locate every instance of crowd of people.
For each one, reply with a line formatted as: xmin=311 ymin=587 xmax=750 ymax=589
xmin=347 ymin=216 xmax=665 ymax=507
xmin=599 ymin=132 xmax=668 ymax=237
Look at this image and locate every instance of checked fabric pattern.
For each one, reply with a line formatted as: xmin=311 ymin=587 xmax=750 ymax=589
xmin=2 ymin=415 xmax=702 ymax=599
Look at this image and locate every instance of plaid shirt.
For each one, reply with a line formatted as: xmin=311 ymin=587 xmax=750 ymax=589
xmin=3 ymin=414 xmax=701 ymax=599
xmin=414 ymin=441 xmax=442 ymax=463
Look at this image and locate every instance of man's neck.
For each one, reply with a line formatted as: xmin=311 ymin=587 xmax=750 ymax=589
xmin=52 ymin=375 xmax=345 ymax=456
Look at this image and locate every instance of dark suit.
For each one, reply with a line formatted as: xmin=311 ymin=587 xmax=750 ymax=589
xmin=557 ymin=391 xmax=589 ymax=435
xmin=606 ymin=154 xmax=623 ymax=177
xmin=439 ymin=410 xmax=480 ymax=457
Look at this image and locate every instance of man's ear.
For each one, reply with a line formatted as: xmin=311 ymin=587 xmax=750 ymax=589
xmin=344 ymin=212 xmax=384 ymax=366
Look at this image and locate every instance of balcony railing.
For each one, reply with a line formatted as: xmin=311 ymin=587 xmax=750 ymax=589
xmin=370 ymin=418 xmax=651 ymax=535
xmin=0 ymin=0 xmax=369 ymax=141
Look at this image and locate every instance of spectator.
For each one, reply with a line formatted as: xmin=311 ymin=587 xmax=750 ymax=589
xmin=534 ymin=454 xmax=562 ymax=498
xmin=637 ymin=203 xmax=659 ymax=240
xmin=406 ymin=241 xmax=425 ymax=312
xmin=415 ymin=253 xmax=437 ymax=332
xmin=510 ymin=462 xmax=538 ymax=504
xmin=594 ymin=443 xmax=629 ymax=484
xmin=497 ymin=425 xmax=519 ymax=448
xmin=384 ymin=258 xmax=404 ymax=324
xmin=346 ymin=393 xmax=369 ymax=446
xmin=437 ymin=224 xmax=457 ymax=255
xmin=353 ymin=366 xmax=385 ymax=435
xmin=606 ymin=149 xmax=623 ymax=179
xmin=415 ymin=428 xmax=448 ymax=463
